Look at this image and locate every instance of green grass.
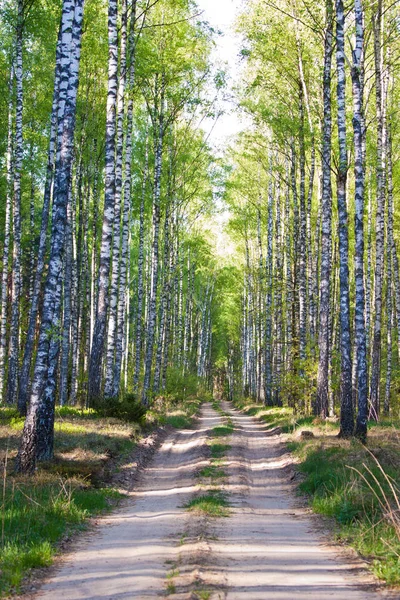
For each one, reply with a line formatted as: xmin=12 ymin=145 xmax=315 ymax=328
xmin=151 ymin=395 xmax=202 ymax=430
xmin=234 ymin=401 xmax=400 ymax=585
xmin=166 ymin=569 xmax=179 ymax=579
xmin=0 ymin=474 xmax=120 ymax=595
xmin=184 ymin=490 xmax=230 ymax=517
xmin=194 ymin=591 xmax=211 ymax=599
xmin=0 ymin=393 xmax=206 ymax=597
xmin=161 ymin=414 xmax=192 ymax=429
xmin=211 ymin=399 xmax=223 ymax=414
xmin=165 ymin=581 xmax=176 ymax=594
xmin=233 ymin=399 xmax=341 ymax=434
xmin=0 ymin=407 xmax=138 ymax=596
xmin=209 ymin=442 xmax=231 ymax=459
xmin=212 ymin=422 xmax=234 ymax=437
xmin=291 ymin=439 xmax=400 ymax=584
xmin=197 ymin=464 xmax=226 ymax=479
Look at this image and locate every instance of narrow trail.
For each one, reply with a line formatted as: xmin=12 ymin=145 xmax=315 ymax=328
xmin=33 ymin=403 xmax=388 ymax=600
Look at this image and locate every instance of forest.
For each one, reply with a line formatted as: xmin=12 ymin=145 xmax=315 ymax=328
xmin=1 ymin=0 xmax=400 ymax=597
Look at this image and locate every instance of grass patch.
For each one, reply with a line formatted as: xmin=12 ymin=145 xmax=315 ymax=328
xmin=209 ymin=442 xmax=231 ymax=459
xmin=234 ymin=401 xmax=400 ymax=585
xmin=194 ymin=591 xmax=211 ymax=599
xmin=165 ymin=581 xmax=176 ymax=594
xmin=149 ymin=395 xmax=202 ymax=430
xmin=247 ymin=407 xmax=400 ymax=585
xmin=166 ymin=568 xmax=179 ymax=579
xmin=233 ymin=399 xmax=341 ymax=434
xmin=0 ymin=392 xmax=206 ymax=596
xmin=292 ymin=438 xmax=400 ymax=584
xmin=0 ymin=473 xmax=121 ymax=596
xmin=184 ymin=490 xmax=230 ymax=517
xmin=212 ymin=422 xmax=234 ymax=437
xmin=161 ymin=413 xmax=192 ymax=429
xmin=211 ymin=399 xmax=223 ymax=414
xmin=197 ymin=464 xmax=226 ymax=480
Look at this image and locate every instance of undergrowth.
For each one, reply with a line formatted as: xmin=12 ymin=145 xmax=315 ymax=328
xmin=0 ymin=406 xmax=131 ymax=597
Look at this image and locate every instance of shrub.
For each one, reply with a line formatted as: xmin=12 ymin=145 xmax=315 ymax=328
xmin=91 ymin=394 xmax=147 ymax=425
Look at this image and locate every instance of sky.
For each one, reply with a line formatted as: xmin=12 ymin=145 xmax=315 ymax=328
xmin=195 ymin=0 xmax=246 ymax=261
xmin=196 ymin=0 xmax=246 ymax=148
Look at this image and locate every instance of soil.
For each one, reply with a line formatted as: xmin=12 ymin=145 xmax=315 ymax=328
xmin=24 ymin=403 xmax=396 ymax=600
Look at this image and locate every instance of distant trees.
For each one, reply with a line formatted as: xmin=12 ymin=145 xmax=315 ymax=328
xmin=0 ymin=0 xmax=220 ymax=472
xmin=227 ymin=0 xmax=400 ymax=438
xmin=3 ymin=0 xmax=400 ymax=470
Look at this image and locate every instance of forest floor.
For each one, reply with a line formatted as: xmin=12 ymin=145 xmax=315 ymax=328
xmin=15 ymin=402 xmax=397 ymax=600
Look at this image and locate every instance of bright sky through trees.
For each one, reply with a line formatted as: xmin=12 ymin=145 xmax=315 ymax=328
xmin=197 ymin=0 xmax=246 ymax=146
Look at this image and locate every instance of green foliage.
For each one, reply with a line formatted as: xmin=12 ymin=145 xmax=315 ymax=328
xmin=91 ymin=395 xmax=147 ymax=425
xmin=163 ymin=368 xmax=199 ymax=402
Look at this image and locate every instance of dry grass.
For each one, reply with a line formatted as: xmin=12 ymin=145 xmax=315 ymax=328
xmin=0 ymin=407 xmax=139 ymax=596
xmin=286 ymin=420 xmax=400 ymax=585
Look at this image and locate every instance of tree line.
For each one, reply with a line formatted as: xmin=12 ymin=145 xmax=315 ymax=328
xmin=224 ymin=0 xmax=400 ymax=442
xmin=0 ymin=0 xmax=223 ymax=473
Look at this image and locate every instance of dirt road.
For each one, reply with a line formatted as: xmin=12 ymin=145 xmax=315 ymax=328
xmin=35 ymin=403 xmax=388 ymax=599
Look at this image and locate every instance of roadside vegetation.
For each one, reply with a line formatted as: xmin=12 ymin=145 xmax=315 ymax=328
xmin=235 ymin=400 xmax=400 ymax=585
xmin=0 ymin=393 xmax=204 ymax=597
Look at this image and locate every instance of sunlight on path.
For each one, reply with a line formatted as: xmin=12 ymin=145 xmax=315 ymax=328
xmin=207 ymin=402 xmax=385 ymax=600
xmin=36 ymin=407 xmax=220 ymax=599
xmin=34 ymin=402 xmax=389 ymax=600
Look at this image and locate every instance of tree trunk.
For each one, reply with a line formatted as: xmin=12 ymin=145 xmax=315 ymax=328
xmin=316 ymin=0 xmax=333 ymax=418
xmin=16 ymin=0 xmax=84 ymax=472
xmin=104 ymin=0 xmax=128 ymax=399
xmin=352 ymin=0 xmax=368 ymax=441
xmin=7 ymin=0 xmax=24 ymax=406
xmin=0 ymin=79 xmax=14 ymax=401
xmin=88 ymin=0 xmax=118 ymax=404
xmin=336 ymin=0 xmax=353 ymax=436
xmin=142 ymin=81 xmax=165 ymax=405
xmin=369 ymin=0 xmax=387 ymax=419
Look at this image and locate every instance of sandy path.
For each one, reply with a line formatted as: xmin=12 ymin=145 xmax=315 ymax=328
xmin=206 ymin=402 xmax=386 ymax=600
xmin=36 ymin=405 xmax=221 ymax=600
xmin=33 ymin=402 xmax=390 ymax=600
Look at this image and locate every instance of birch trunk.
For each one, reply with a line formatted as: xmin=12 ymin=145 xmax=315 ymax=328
xmin=316 ymin=0 xmax=333 ymax=418
xmin=133 ymin=141 xmax=148 ymax=392
xmin=7 ymin=0 xmax=24 ymax=405
xmin=0 ymin=81 xmax=14 ymax=400
xmin=336 ymin=0 xmax=353 ymax=436
xmin=369 ymin=0 xmax=387 ymax=419
xmin=88 ymin=0 xmax=118 ymax=403
xmin=104 ymin=0 xmax=128 ymax=399
xmin=17 ymin=12 xmax=68 ymax=415
xmin=16 ymin=0 xmax=84 ymax=472
xmin=352 ymin=0 xmax=368 ymax=441
xmin=142 ymin=80 xmax=165 ymax=405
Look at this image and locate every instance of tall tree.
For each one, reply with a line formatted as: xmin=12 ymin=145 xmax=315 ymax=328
xmin=316 ymin=0 xmax=333 ymax=418
xmin=16 ymin=0 xmax=84 ymax=472
xmin=88 ymin=0 xmax=118 ymax=403
xmin=335 ymin=0 xmax=353 ymax=436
